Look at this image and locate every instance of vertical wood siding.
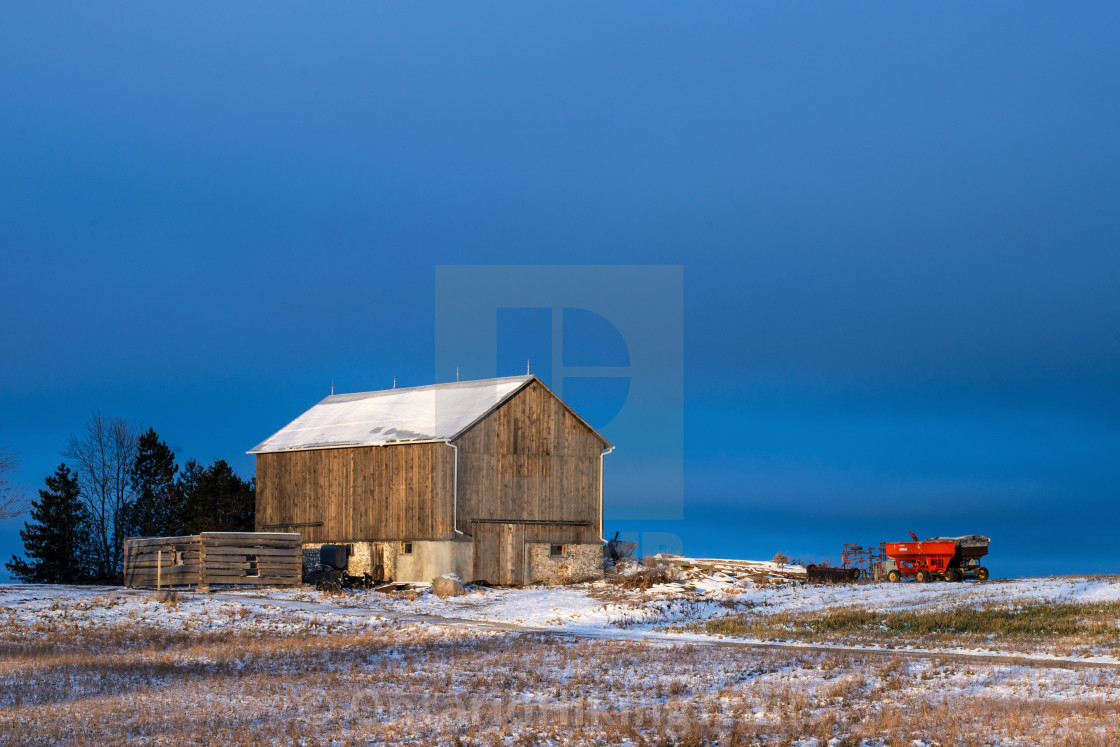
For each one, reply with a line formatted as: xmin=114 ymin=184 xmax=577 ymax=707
xmin=255 ymin=442 xmax=454 ymax=543
xmin=455 ymin=380 xmax=607 ymax=528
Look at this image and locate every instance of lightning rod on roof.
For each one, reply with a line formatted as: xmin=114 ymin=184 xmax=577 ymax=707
xmin=330 ymin=379 xmax=334 ymax=395
xmin=393 ymin=376 xmax=396 ymax=389
xmin=526 ymin=359 xmax=530 ymax=375
xmin=456 ymin=366 xmax=460 ymax=382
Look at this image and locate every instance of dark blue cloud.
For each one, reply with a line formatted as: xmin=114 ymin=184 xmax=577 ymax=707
xmin=2 ymin=3 xmax=1118 ymax=576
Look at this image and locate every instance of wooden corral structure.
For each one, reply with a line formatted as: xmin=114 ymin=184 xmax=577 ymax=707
xmin=250 ymin=375 xmax=613 ymax=585
xmin=123 ymin=532 xmax=301 ymax=589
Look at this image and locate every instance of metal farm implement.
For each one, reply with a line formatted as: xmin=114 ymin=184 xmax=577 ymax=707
xmin=840 ymin=543 xmax=886 ymax=581
xmin=306 ymin=544 xmax=374 ymax=592
xmin=880 ymin=532 xmax=990 ymax=583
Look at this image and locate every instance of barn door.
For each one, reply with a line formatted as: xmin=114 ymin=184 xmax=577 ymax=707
xmin=370 ymin=543 xmax=387 ymax=582
xmin=498 ymin=523 xmax=525 ymax=586
xmin=472 ymin=524 xmax=499 ymax=585
xmin=472 ymin=523 xmax=525 ymax=586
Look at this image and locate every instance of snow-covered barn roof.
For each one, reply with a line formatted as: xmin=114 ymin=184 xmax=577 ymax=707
xmin=249 ymin=376 xmax=535 ymax=454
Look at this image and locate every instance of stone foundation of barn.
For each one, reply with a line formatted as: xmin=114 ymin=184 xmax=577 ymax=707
xmin=524 ymin=541 xmax=603 ymax=584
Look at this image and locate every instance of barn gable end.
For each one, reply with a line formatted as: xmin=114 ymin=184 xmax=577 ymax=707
xmin=453 ymin=378 xmax=608 ymax=530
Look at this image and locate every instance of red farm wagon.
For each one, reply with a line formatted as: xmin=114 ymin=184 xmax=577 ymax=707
xmin=881 ymin=532 xmax=990 ymax=583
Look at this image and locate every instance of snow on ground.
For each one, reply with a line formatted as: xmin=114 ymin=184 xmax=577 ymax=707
xmin=4 ymin=578 xmax=1120 ymax=744
xmin=187 ymin=569 xmax=1120 ymax=665
xmin=4 ymin=570 xmax=1119 ymax=661
xmin=265 ymin=572 xmax=1120 ymax=632
xmin=0 ymin=584 xmax=391 ymax=637
xmin=362 ymin=583 xmax=622 ymax=627
xmin=727 ymin=575 xmax=1120 ymax=614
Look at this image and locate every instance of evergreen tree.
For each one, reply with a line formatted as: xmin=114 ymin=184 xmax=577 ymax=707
xmin=6 ymin=464 xmax=92 ymax=583
xmin=176 ymin=459 xmax=205 ymax=532
xmin=125 ymin=428 xmax=179 ymax=537
xmin=178 ymin=459 xmax=254 ymax=534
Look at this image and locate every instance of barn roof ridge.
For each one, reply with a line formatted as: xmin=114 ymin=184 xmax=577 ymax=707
xmin=319 ymin=374 xmax=532 ymax=404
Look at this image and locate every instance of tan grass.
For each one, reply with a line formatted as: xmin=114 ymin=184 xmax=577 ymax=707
xmin=3 ymin=587 xmax=1120 ymax=745
xmin=688 ymin=600 xmax=1120 ymax=658
xmin=1 ymin=607 xmax=1119 ymax=745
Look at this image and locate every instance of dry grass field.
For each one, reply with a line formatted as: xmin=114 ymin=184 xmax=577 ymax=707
xmin=689 ymin=600 xmax=1120 ymax=659
xmin=2 ymin=585 xmax=1120 ymax=745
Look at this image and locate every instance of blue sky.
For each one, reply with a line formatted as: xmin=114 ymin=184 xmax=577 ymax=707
xmin=2 ymin=3 xmax=1118 ymax=577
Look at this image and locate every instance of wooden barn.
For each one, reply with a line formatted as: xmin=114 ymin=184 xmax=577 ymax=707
xmin=249 ymin=375 xmax=613 ymax=585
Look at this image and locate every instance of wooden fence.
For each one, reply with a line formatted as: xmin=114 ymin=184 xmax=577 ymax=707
xmin=123 ymin=532 xmax=302 ymax=590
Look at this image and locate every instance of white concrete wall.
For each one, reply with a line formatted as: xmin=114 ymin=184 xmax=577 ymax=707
xmin=394 ymin=540 xmax=473 ymax=583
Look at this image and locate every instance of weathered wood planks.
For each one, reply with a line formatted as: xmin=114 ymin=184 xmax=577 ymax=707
xmin=255 ymin=442 xmax=454 ymax=543
xmin=123 ymin=533 xmax=301 ymax=589
xmin=456 ymin=379 xmax=606 ymax=531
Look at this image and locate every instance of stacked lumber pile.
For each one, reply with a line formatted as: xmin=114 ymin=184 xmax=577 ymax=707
xmin=651 ymin=554 xmax=809 ymax=582
xmin=122 ymin=535 xmax=202 ymax=588
xmin=123 ymin=532 xmax=301 ymax=590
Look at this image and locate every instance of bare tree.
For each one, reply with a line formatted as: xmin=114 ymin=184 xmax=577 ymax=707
xmin=0 ymin=444 xmax=28 ymax=520
xmin=62 ymin=412 xmax=139 ymax=579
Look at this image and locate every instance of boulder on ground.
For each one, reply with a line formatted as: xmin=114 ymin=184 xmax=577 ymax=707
xmin=431 ymin=573 xmax=466 ymax=598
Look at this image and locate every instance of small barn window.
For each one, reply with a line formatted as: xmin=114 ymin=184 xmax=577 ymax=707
xmin=173 ymin=545 xmax=185 ymax=567
xmin=550 ymin=544 xmax=565 ymax=558
xmin=246 ymin=555 xmax=259 ymax=577
xmin=401 ymin=542 xmax=413 ymax=555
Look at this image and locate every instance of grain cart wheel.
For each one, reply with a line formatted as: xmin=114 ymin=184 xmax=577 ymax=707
xmin=915 ymin=569 xmax=929 ymax=583
xmin=946 ymin=569 xmax=961 ymax=583
xmin=887 ymin=569 xmax=901 ymax=583
xmin=977 ymin=567 xmax=990 ymax=582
